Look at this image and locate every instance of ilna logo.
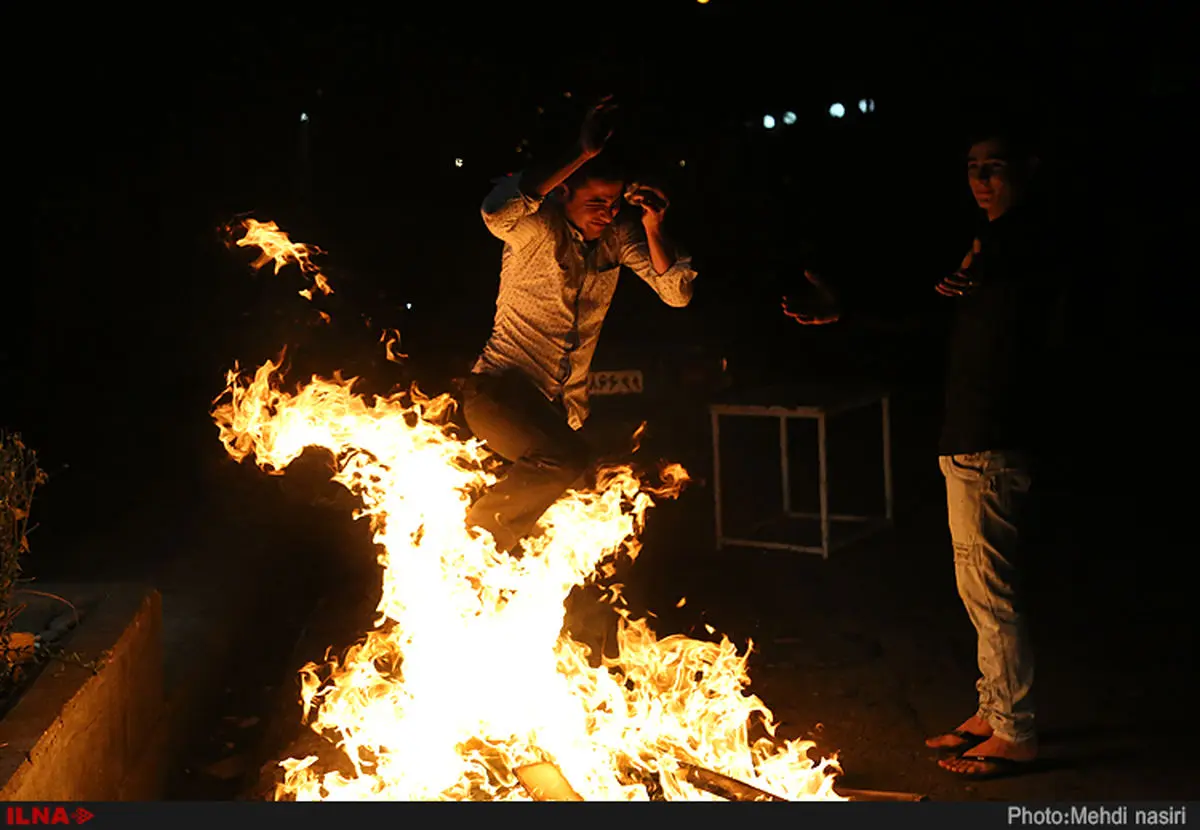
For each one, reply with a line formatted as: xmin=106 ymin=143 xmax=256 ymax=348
xmin=4 ymin=806 xmax=94 ymax=825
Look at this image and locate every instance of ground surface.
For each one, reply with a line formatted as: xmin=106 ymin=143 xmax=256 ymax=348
xmin=19 ymin=375 xmax=1198 ymax=803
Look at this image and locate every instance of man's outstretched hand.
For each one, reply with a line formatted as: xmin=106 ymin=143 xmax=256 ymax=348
xmin=580 ymin=95 xmax=618 ymax=158
xmin=935 ymin=269 xmax=981 ymax=297
xmin=936 ymin=237 xmax=982 ymax=297
xmin=783 ymin=269 xmax=841 ymax=325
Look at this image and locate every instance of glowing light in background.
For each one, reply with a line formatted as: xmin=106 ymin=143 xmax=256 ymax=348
xmin=858 ymin=98 xmax=876 ymax=113
xmin=828 ymin=102 xmax=845 ymax=119
xmin=678 ymin=160 xmax=687 ymax=167
xmin=763 ymin=114 xmax=776 ymax=129
xmin=454 ymin=158 xmax=463 ymax=168
xmin=782 ymin=111 xmax=797 ymax=126
xmin=300 ymin=112 xmax=309 ymax=123
xmin=406 ymin=303 xmax=413 ymax=310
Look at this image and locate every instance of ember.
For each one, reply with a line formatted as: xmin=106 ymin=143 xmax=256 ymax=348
xmin=212 ymin=220 xmax=845 ymax=801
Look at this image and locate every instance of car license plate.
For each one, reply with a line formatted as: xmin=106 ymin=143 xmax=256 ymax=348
xmin=588 ymin=370 xmax=644 ymax=395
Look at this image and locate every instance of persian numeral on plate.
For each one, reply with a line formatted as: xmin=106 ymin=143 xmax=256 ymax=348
xmin=588 ymin=370 xmax=644 ymax=396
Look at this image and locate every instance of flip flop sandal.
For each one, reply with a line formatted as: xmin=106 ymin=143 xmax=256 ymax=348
xmin=926 ymin=730 xmax=989 ymax=757
xmin=938 ymin=754 xmax=1039 ymax=780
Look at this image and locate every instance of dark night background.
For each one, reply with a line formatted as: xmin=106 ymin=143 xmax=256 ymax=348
xmin=11 ymin=6 xmax=1193 ymax=563
xmin=5 ymin=3 xmax=1198 ymax=800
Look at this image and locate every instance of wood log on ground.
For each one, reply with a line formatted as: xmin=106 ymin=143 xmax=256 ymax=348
xmin=513 ymin=762 xmax=584 ymax=801
xmin=677 ymin=762 xmax=786 ymax=801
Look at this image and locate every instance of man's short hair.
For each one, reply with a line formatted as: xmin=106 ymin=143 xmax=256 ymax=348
xmin=564 ymin=152 xmax=630 ymax=191
xmin=963 ymin=106 xmax=1043 ymax=163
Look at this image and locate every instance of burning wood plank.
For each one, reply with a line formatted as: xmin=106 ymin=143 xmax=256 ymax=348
xmin=677 ymin=762 xmax=787 ymax=801
xmin=513 ymin=763 xmax=584 ymax=801
xmin=680 ymin=762 xmax=927 ymax=803
xmin=835 ymin=787 xmax=927 ymax=802
xmin=515 ymin=758 xmax=926 ymax=803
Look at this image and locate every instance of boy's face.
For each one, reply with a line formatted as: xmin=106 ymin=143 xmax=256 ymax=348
xmin=562 ymin=178 xmax=624 ymax=240
xmin=967 ymin=137 xmax=1034 ymax=220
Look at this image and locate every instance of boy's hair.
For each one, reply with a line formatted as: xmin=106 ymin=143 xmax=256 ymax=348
xmin=962 ymin=106 xmax=1043 ymax=163
xmin=563 ymin=152 xmax=630 ymax=192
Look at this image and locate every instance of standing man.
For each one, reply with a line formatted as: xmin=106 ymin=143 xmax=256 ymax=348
xmin=464 ymin=96 xmax=698 ymax=555
xmin=784 ymin=119 xmax=1065 ymax=779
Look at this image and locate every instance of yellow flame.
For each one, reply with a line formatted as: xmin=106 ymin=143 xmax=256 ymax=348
xmin=630 ymin=421 xmax=647 ymax=454
xmin=231 ymin=218 xmax=335 ymax=301
xmin=381 ymin=329 xmax=407 ymax=364
xmin=213 ymin=223 xmax=845 ymax=802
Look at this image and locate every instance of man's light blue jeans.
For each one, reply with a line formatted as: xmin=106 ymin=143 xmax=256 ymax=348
xmin=939 ymin=450 xmax=1036 ymax=746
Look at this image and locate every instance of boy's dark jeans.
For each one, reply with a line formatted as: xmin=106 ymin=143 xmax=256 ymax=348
xmin=462 ymin=370 xmax=590 ymax=553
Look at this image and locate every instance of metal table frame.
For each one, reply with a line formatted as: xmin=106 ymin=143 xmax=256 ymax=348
xmin=710 ymin=390 xmax=893 ymax=558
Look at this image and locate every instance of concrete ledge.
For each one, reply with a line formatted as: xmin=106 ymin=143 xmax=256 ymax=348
xmin=0 ymin=583 xmax=164 ymax=800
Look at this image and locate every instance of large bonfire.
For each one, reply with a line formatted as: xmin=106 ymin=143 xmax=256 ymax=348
xmin=211 ymin=219 xmax=844 ymax=801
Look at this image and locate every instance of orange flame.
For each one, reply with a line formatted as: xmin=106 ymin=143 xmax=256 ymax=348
xmin=231 ymin=218 xmax=334 ymax=301
xmin=630 ymin=422 xmax=647 ymax=454
xmin=381 ymin=329 xmax=407 ymax=364
xmin=214 ymin=221 xmax=845 ymax=802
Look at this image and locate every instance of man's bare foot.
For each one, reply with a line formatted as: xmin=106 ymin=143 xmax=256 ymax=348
xmin=925 ymin=715 xmax=993 ymax=751
xmin=938 ymin=734 xmax=1038 ymax=778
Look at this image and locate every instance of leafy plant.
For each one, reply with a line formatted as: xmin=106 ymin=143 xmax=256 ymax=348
xmin=1 ymin=431 xmax=46 ymax=688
